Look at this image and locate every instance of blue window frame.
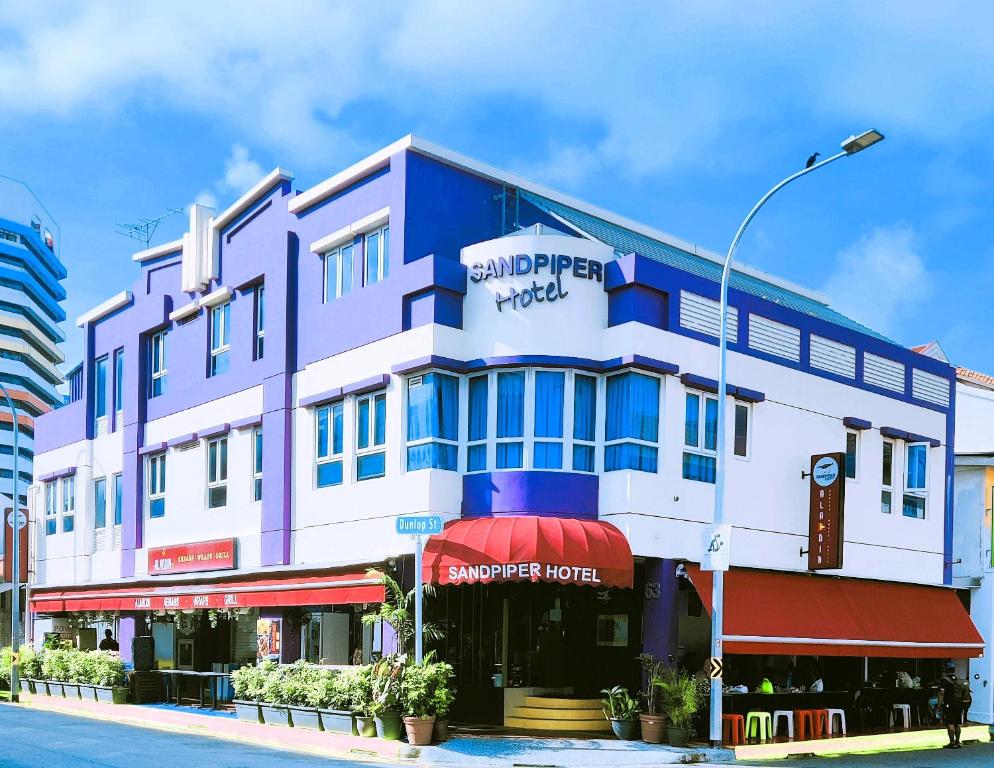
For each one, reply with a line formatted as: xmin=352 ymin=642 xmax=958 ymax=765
xmin=496 ymin=371 xmax=525 ymax=469
xmin=147 ymin=453 xmax=166 ymax=518
xmin=572 ymin=374 xmax=597 ymax=472
xmin=682 ymin=391 xmax=717 ymax=482
xmin=356 ymin=392 xmax=387 ymax=480
xmin=113 ymin=473 xmax=123 ymax=526
xmin=407 ymin=373 xmax=459 ymax=471
xmin=316 ymin=402 xmax=344 ymax=487
xmin=605 ymin=372 xmax=659 ymax=473
xmin=94 ymin=477 xmax=107 ymax=529
xmin=467 ymin=375 xmax=489 ymax=472
xmin=533 ymin=371 xmax=565 ymax=469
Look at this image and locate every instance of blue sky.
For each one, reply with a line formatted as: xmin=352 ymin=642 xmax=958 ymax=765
xmin=2 ymin=1 xmax=993 ymax=371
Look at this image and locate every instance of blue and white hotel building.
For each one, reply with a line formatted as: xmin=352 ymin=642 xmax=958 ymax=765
xmin=28 ymin=137 xmax=981 ymax=724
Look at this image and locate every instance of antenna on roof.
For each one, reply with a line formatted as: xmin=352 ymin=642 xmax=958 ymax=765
xmin=115 ymin=208 xmax=185 ymax=248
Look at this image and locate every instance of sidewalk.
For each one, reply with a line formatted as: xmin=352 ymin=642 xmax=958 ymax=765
xmin=17 ymin=691 xmax=733 ymax=766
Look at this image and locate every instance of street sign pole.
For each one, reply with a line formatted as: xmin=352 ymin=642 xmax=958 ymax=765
xmin=414 ymin=533 xmax=424 ymax=664
xmin=1 ymin=383 xmax=19 ymax=703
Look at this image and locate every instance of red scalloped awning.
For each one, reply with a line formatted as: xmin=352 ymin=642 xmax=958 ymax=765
xmin=423 ymin=517 xmax=633 ymax=589
xmin=30 ymin=570 xmax=384 ymax=613
xmin=686 ymin=565 xmax=984 ymax=659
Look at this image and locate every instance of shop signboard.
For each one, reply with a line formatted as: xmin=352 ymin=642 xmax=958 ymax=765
xmin=807 ymin=452 xmax=846 ymax=570
xmin=468 ymin=252 xmax=606 ymax=313
xmin=148 ymin=537 xmax=236 ymax=576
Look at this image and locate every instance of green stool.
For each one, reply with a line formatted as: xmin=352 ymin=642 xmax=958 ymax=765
xmin=746 ymin=711 xmax=773 ymax=741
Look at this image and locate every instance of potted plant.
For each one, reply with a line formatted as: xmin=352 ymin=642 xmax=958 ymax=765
xmin=42 ymin=647 xmax=71 ymax=697
xmin=92 ymin=652 xmax=129 ymax=704
xmin=658 ymin=667 xmax=700 ymax=748
xmin=284 ymin=660 xmax=323 ymax=730
xmin=350 ymin=665 xmax=378 ymax=738
xmin=317 ymin=667 xmax=359 ymax=735
xmin=231 ymin=663 xmax=265 ymax=723
xmin=638 ymin=653 xmax=666 ymax=744
xmin=19 ymin=644 xmax=42 ymax=695
xmin=77 ymin=652 xmax=98 ymax=701
xmin=429 ymin=662 xmax=455 ymax=742
xmin=370 ymin=655 xmax=405 ymax=740
xmin=401 ymin=661 xmax=447 ymax=746
xmin=258 ymin=663 xmax=293 ymax=726
xmin=601 ymin=685 xmax=641 ymax=740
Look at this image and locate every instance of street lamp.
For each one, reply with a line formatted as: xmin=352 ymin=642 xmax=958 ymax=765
xmin=708 ymin=130 xmax=885 ymax=746
xmin=1 ymin=383 xmax=20 ymax=703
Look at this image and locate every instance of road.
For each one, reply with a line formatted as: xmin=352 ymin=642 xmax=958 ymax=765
xmin=0 ymin=704 xmax=386 ymax=767
xmin=737 ymin=742 xmax=994 ymax=768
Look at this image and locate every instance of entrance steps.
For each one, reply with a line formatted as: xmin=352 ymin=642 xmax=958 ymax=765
xmin=505 ymin=696 xmax=610 ymax=732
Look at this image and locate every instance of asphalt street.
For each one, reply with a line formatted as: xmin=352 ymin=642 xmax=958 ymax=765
xmin=0 ymin=704 xmax=384 ymax=768
xmin=738 ymin=742 xmax=994 ymax=768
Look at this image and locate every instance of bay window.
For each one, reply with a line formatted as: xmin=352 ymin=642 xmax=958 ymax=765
xmin=572 ymin=374 xmax=597 ymax=472
xmin=147 ymin=453 xmax=166 ymax=518
xmin=467 ymin=375 xmax=488 ymax=472
xmin=316 ymin=402 xmax=344 ymax=487
xmin=207 ymin=436 xmax=228 ymax=508
xmin=682 ymin=391 xmax=717 ymax=482
xmin=407 ymin=373 xmax=459 ymax=471
xmin=533 ymin=371 xmax=565 ymax=469
xmin=356 ymin=392 xmax=386 ymax=480
xmin=496 ymin=371 xmax=525 ymax=469
xmin=605 ymin=372 xmax=660 ymax=473
xmin=903 ymin=442 xmax=927 ymax=518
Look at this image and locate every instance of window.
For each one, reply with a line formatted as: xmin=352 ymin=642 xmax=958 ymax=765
xmin=252 ymin=428 xmax=263 ymax=501
xmin=147 ymin=453 xmax=166 ymax=518
xmin=316 ymin=402 xmax=344 ymax=487
xmin=604 ymin=372 xmax=660 ymax=473
xmin=496 ymin=371 xmax=525 ymax=469
xmin=845 ymin=431 xmax=858 ymax=479
xmin=94 ymin=478 xmax=107 ymax=529
xmin=254 ymin=285 xmax=265 ymax=360
xmin=207 ymin=437 xmax=228 ymax=508
xmin=733 ymin=403 xmax=749 ymax=458
xmin=881 ymin=439 xmax=894 ymax=514
xmin=324 ymin=242 xmax=355 ymax=302
xmin=683 ymin=391 xmax=717 ymax=482
xmin=407 ymin=373 xmax=459 ymax=471
xmin=150 ymin=330 xmax=167 ymax=397
xmin=364 ymin=224 xmax=389 ymax=285
xmin=45 ymin=481 xmax=56 ymax=535
xmin=210 ymin=302 xmax=231 ymax=376
xmin=61 ymin=475 xmax=75 ymax=532
xmin=903 ymin=443 xmax=927 ymax=518
xmin=572 ymin=374 xmax=597 ymax=472
xmin=113 ymin=348 xmax=125 ymax=423
xmin=467 ymin=375 xmax=489 ymax=472
xmin=94 ymin=355 xmax=108 ymax=423
xmin=356 ymin=392 xmax=387 ymax=480
xmin=534 ymin=371 xmax=565 ymax=469
xmin=113 ymin=473 xmax=123 ymax=526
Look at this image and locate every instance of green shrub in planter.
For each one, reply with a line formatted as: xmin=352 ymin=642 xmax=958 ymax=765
xmin=401 ymin=660 xmax=454 ymax=745
xmin=20 ymin=644 xmax=43 ymax=685
xmin=232 ymin=662 xmax=274 ymax=723
xmin=0 ymin=646 xmax=13 ymax=690
xmin=90 ymin=651 xmax=128 ymax=704
xmin=316 ymin=668 xmax=358 ymax=735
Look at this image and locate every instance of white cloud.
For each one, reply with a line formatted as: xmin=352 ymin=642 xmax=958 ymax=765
xmin=191 ymin=189 xmax=218 ymax=211
xmin=221 ymin=144 xmax=263 ymax=194
xmin=823 ymin=226 xmax=932 ymax=338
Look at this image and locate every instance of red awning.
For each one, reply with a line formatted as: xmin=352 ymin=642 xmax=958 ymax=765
xmin=30 ymin=569 xmax=385 ymax=613
xmin=423 ymin=516 xmax=633 ymax=589
xmin=686 ymin=565 xmax=984 ymax=659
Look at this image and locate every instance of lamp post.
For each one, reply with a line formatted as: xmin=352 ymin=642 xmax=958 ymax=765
xmin=708 ymin=130 xmax=884 ymax=746
xmin=1 ymin=382 xmax=20 ymax=702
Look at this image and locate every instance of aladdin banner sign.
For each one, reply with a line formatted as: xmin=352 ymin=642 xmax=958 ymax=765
xmin=148 ymin=538 xmax=236 ymax=576
xmin=807 ymin=452 xmax=846 ymax=570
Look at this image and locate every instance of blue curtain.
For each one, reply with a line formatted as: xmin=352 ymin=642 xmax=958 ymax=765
xmin=704 ymin=396 xmax=718 ymax=450
xmin=534 ymin=371 xmax=565 ymax=438
xmin=497 ymin=372 xmax=524 ymax=438
xmin=572 ymin=444 xmax=595 ymax=472
xmin=496 ymin=442 xmax=523 ymax=469
xmin=606 ymin=372 xmax=659 ymax=441
xmin=317 ymin=407 xmax=329 ymax=457
xmin=374 ymin=394 xmax=386 ymax=445
xmin=332 ymin=403 xmax=343 ymax=454
xmin=684 ymin=393 xmax=699 ymax=446
xmin=408 ymin=374 xmax=459 ymax=441
xmin=534 ymin=442 xmax=563 ymax=469
xmin=357 ymin=398 xmax=370 ymax=449
xmin=683 ymin=452 xmax=716 ymax=483
xmin=573 ymin=374 xmax=596 ymax=441
xmin=407 ymin=443 xmax=458 ymax=471
xmin=467 ymin=444 xmax=487 ymax=471
xmin=606 ymin=444 xmax=658 ymax=473
xmin=468 ymin=376 xmax=488 ymax=441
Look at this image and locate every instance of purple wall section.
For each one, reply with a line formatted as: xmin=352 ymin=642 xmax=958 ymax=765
xmin=461 ymin=471 xmax=599 ymax=519
xmin=641 ymin=558 xmax=679 ymax=665
xmin=118 ymin=615 xmax=136 ymax=666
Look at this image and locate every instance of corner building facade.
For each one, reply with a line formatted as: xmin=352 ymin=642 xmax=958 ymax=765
xmin=29 ymin=138 xmax=979 ymax=724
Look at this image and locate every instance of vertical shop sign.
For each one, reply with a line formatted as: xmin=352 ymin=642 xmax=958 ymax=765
xmin=256 ymin=618 xmax=281 ymax=663
xmin=808 ymin=452 xmax=846 ymax=570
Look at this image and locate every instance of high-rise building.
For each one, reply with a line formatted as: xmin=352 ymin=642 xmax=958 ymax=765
xmin=0 ymin=176 xmax=66 ymax=506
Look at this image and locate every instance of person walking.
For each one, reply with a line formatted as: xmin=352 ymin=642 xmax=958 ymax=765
xmin=937 ymin=663 xmax=972 ymax=749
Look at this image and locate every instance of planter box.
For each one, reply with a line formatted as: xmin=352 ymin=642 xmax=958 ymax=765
xmin=288 ymin=706 xmax=321 ymax=730
xmin=19 ymin=678 xmax=34 ymax=695
xmin=63 ymin=683 xmax=81 ymax=699
xmin=28 ymin=680 xmax=46 ymax=696
xmin=260 ymin=703 xmax=292 ymax=727
xmin=94 ymin=685 xmax=129 ymax=704
xmin=79 ymin=684 xmax=97 ymax=701
xmin=233 ymin=700 xmax=263 ymax=724
xmin=318 ymin=709 xmax=356 ymax=735
xmin=47 ymin=682 xmax=65 ymax=697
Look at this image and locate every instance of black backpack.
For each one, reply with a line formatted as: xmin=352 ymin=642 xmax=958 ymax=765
xmin=946 ymin=676 xmax=972 ymax=706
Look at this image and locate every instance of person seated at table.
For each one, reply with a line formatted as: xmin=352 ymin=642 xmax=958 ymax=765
xmin=896 ymin=668 xmax=914 ymax=688
xmin=809 ymin=670 xmax=824 ymax=693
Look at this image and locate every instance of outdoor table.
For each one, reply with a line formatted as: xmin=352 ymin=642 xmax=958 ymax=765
xmin=721 ymin=691 xmax=853 ymax=716
xmin=158 ymin=670 xmax=231 ymax=709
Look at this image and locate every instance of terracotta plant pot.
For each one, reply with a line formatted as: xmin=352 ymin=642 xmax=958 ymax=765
xmin=640 ymin=713 xmax=666 ymax=744
xmin=403 ymin=716 xmax=436 ymax=746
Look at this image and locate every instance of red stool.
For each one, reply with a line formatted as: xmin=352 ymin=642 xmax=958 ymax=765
xmin=722 ymin=714 xmax=746 ymax=746
xmin=794 ymin=710 xmax=815 ymax=740
xmin=810 ymin=709 xmax=829 ymax=739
